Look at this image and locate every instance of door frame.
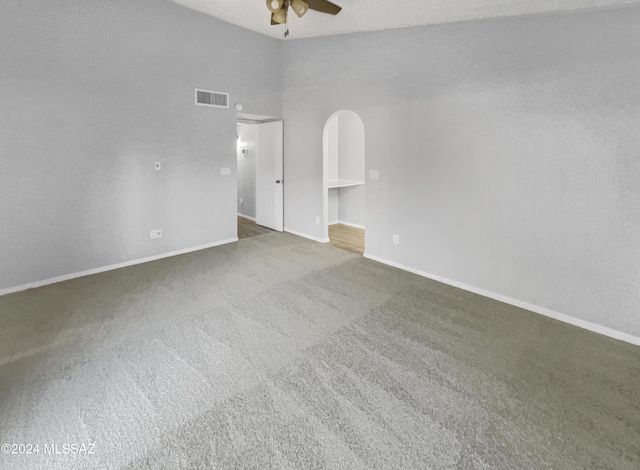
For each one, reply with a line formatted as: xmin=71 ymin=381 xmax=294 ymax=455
xmin=236 ymin=113 xmax=284 ymax=232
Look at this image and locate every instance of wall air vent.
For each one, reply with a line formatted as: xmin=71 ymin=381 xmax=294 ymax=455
xmin=195 ymin=88 xmax=229 ymax=108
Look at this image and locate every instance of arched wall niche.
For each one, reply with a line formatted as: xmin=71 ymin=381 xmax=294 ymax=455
xmin=322 ymin=110 xmax=365 ymax=242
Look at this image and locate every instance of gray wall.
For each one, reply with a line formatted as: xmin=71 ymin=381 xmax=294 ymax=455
xmin=329 ymin=191 xmax=339 ymax=223
xmin=338 ymin=186 xmax=365 ymax=227
xmin=283 ymin=6 xmax=640 ymax=336
xmin=237 ymin=123 xmax=257 ymax=218
xmin=0 ymin=0 xmax=281 ymax=290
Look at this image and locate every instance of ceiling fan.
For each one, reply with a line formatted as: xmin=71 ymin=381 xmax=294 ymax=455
xmin=266 ymin=0 xmax=342 ymax=37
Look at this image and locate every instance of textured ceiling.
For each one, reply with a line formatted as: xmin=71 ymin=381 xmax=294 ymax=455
xmin=169 ymin=0 xmax=640 ymax=39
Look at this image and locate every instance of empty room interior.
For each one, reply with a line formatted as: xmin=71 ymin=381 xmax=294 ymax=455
xmin=2 ymin=0 xmax=640 ymax=468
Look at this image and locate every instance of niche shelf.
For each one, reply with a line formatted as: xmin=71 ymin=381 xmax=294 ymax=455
xmin=327 ymin=179 xmax=365 ymax=189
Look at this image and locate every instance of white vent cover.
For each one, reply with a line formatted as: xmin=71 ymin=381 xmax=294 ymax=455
xmin=195 ymin=88 xmax=229 ymax=108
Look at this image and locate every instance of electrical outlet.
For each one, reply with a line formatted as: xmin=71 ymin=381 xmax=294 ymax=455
xmin=393 ymin=234 xmax=399 ymax=244
xmin=150 ymin=229 xmax=162 ymax=240
xmin=154 ymin=162 xmax=161 ymax=171
xmin=220 ymin=167 xmax=231 ymax=176
xmin=370 ymin=169 xmax=379 ymax=180
xmin=316 ymin=216 xmax=320 ymax=225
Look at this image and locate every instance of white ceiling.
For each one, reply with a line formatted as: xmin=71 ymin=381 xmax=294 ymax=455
xmin=169 ymin=0 xmax=639 ymax=39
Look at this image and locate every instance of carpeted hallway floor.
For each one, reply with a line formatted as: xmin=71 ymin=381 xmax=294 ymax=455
xmin=1 ymin=232 xmax=639 ymax=469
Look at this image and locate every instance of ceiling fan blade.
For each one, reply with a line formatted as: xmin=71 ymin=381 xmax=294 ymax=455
xmin=305 ymin=0 xmax=341 ymax=15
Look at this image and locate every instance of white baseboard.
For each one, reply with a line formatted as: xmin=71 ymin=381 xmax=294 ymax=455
xmin=363 ymin=253 xmax=640 ymax=347
xmin=329 ymin=220 xmax=365 ymax=230
xmin=0 ymin=238 xmax=239 ymax=297
xmin=284 ymin=228 xmax=329 ymax=244
xmin=237 ymin=213 xmax=256 ymax=221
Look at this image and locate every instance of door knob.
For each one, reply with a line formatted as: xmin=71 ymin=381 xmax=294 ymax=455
xmin=276 ymin=179 xmax=283 ymax=184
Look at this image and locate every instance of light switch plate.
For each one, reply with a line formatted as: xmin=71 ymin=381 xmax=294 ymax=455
xmin=155 ymin=162 xmax=161 ymax=171
xmin=220 ymin=167 xmax=231 ymax=176
xmin=370 ymin=170 xmax=379 ymax=180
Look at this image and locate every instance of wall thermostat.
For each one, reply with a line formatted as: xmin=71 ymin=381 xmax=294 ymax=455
xmin=235 ymin=103 xmax=244 ymax=111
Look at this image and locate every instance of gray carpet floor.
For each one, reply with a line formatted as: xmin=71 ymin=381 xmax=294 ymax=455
xmin=1 ymin=232 xmax=639 ymax=469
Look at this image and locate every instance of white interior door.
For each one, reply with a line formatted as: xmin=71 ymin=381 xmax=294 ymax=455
xmin=256 ymin=121 xmax=284 ymax=231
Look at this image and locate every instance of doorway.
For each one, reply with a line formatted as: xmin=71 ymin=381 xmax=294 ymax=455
xmin=322 ymin=110 xmax=366 ymax=253
xmin=236 ymin=114 xmax=284 ymax=239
